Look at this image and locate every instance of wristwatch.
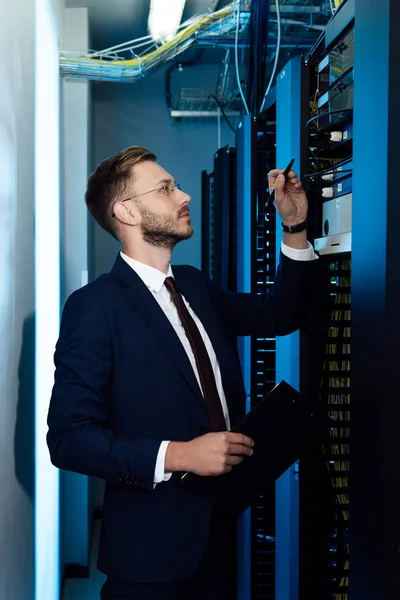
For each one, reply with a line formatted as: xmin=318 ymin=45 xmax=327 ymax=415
xmin=281 ymin=218 xmax=308 ymax=234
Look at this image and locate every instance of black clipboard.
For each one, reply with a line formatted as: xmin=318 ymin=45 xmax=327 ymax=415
xmin=180 ymin=380 xmax=321 ymax=517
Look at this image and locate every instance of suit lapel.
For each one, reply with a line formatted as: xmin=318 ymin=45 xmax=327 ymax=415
xmin=110 ymin=255 xmax=206 ymax=412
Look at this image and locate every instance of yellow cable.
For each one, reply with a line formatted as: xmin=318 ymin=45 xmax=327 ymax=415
xmin=60 ymin=4 xmax=234 ymax=70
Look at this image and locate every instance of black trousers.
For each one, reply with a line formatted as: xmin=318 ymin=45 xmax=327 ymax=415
xmin=100 ymin=511 xmax=237 ymax=600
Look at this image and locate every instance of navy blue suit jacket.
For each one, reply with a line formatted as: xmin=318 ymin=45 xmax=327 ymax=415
xmin=47 ymin=252 xmax=315 ymax=583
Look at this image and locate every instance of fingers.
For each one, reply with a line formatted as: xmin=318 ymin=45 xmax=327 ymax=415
xmin=230 ymin=443 xmax=254 ymax=457
xmin=274 ymin=173 xmax=286 ymax=195
xmin=268 ymin=168 xmax=284 ymax=180
xmin=286 ymin=171 xmax=304 ymax=189
xmin=269 ymin=168 xmax=298 ymax=179
xmin=269 ymin=169 xmax=304 ymax=201
xmin=226 ymin=455 xmax=244 ymax=467
xmin=269 ymin=169 xmax=302 ymax=186
xmin=225 ymin=432 xmax=254 ymax=448
xmin=294 ymin=180 xmax=304 ymax=190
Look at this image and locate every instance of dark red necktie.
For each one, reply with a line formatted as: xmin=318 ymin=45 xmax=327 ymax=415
xmin=164 ymin=277 xmax=226 ymax=432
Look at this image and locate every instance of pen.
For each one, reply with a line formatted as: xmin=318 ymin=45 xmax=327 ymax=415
xmin=266 ymin=157 xmax=295 ymax=206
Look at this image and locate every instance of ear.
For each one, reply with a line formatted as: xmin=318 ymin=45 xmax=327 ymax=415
xmin=113 ymin=201 xmax=141 ymax=227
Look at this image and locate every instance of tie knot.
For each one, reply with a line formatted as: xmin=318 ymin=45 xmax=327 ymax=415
xmin=164 ymin=277 xmax=178 ymax=295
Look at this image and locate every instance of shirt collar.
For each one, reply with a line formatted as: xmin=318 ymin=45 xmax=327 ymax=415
xmin=120 ymin=251 xmax=173 ymax=293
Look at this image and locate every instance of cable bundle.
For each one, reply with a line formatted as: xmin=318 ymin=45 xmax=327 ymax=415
xmin=59 ymin=2 xmax=248 ymax=82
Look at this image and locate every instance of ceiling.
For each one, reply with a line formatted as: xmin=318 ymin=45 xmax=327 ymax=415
xmin=65 ymin=0 xmax=332 ymax=54
xmin=63 ymin=0 xmax=333 ymax=109
xmin=65 ymin=0 xmax=231 ymax=50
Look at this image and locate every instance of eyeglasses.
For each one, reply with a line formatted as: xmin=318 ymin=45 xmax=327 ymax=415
xmin=112 ymin=182 xmax=182 ymax=218
xmin=122 ymin=182 xmax=181 ymax=203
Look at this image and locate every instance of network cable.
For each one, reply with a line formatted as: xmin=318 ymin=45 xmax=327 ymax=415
xmin=305 ymin=108 xmax=353 ymax=131
xmin=234 ymin=0 xmax=250 ymax=115
xmin=259 ymin=0 xmax=281 ymax=114
xmin=208 ymin=95 xmax=236 ymax=133
xmin=60 ymin=3 xmax=238 ymax=82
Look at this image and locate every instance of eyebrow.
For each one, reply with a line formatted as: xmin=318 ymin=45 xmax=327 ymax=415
xmin=156 ymin=177 xmax=175 ymax=186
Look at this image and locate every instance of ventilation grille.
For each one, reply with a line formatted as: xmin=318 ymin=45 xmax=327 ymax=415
xmin=251 ymin=124 xmax=277 ymax=600
xmin=300 ymin=256 xmax=351 ymax=600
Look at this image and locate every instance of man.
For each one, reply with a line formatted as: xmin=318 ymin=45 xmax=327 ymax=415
xmin=47 ymin=146 xmax=316 ymax=600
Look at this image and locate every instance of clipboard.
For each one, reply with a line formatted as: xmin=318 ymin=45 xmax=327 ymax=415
xmin=179 ymin=380 xmax=322 ymax=517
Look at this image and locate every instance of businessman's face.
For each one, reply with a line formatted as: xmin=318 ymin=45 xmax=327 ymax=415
xmin=130 ymin=161 xmax=193 ymax=249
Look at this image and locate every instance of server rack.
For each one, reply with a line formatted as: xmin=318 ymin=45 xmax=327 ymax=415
xmin=202 ymin=118 xmax=277 ymax=599
xmin=302 ymin=3 xmax=400 ymax=597
xmin=351 ymin=1 xmax=400 ymax=598
xmin=273 ymin=54 xmax=311 ymax=600
xmin=251 ymin=119 xmax=277 ymax=600
xmin=204 ymin=1 xmax=400 ymax=597
xmin=201 ymin=146 xmax=237 ymax=291
xmin=236 ymin=113 xmax=277 ymax=600
xmin=269 ymin=2 xmax=400 ymax=597
xmin=299 ymin=6 xmax=354 ymax=599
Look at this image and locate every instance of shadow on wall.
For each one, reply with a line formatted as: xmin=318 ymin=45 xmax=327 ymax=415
xmin=14 ymin=314 xmax=35 ymax=503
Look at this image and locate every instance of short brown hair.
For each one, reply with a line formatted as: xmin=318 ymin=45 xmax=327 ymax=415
xmin=85 ymin=146 xmax=157 ymax=239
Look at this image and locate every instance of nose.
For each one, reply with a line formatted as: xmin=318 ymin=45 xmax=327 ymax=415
xmin=177 ymin=187 xmax=191 ymax=205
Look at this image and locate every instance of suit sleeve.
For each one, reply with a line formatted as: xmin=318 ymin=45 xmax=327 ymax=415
xmin=47 ymin=290 xmax=161 ymax=491
xmin=206 ymin=251 xmax=317 ymax=337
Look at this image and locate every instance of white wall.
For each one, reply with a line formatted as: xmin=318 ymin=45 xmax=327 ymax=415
xmin=35 ymin=0 xmax=65 ymax=596
xmin=0 ymin=2 xmax=36 ymax=598
xmin=61 ymin=6 xmax=91 ymax=568
xmin=0 ymin=1 xmax=64 ymax=598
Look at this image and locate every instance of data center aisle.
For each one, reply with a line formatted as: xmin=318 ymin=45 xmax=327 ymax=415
xmin=61 ymin=520 xmax=105 ymax=600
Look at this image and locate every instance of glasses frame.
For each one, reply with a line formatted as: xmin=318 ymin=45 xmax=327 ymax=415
xmin=122 ymin=182 xmax=181 ymax=203
xmin=111 ymin=182 xmax=181 ymax=218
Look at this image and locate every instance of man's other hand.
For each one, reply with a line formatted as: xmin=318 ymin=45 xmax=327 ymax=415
xmin=165 ymin=432 xmax=254 ymax=476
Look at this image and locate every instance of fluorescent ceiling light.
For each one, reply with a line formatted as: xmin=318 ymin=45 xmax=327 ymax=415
xmin=148 ymin=0 xmax=187 ymax=44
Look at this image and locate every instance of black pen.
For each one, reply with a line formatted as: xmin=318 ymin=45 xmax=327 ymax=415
xmin=266 ymin=157 xmax=295 ymax=206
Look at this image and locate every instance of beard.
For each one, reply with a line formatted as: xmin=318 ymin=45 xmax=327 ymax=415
xmin=138 ymin=204 xmax=194 ymax=249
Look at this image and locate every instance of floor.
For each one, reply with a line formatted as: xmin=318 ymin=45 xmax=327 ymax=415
xmin=61 ymin=519 xmax=105 ymax=600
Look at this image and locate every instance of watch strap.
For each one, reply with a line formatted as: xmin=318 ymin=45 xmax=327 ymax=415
xmin=281 ymin=219 xmax=308 ymax=234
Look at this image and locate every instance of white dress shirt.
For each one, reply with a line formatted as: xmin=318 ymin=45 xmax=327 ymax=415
xmin=121 ymin=242 xmax=316 ymax=485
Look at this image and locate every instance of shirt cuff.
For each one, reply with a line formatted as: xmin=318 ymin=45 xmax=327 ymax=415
xmin=153 ymin=441 xmax=172 ymax=488
xmin=281 ymin=241 xmax=318 ymax=261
